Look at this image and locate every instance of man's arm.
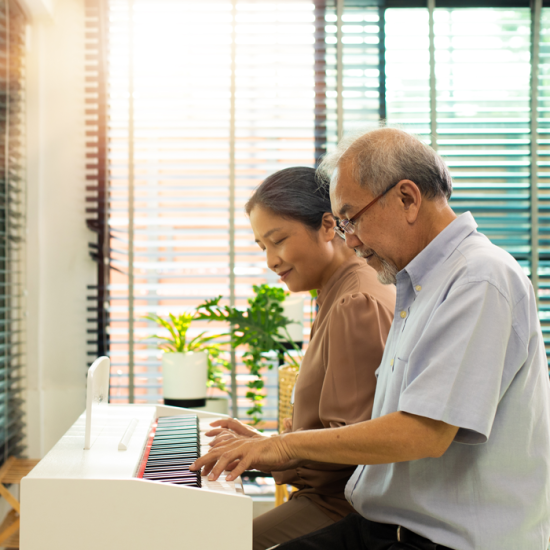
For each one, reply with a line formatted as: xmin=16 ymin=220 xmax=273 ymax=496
xmin=190 ymin=411 xmax=458 ymax=481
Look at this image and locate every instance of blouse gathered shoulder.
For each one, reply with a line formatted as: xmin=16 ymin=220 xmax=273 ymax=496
xmin=273 ymin=255 xmax=395 ymax=521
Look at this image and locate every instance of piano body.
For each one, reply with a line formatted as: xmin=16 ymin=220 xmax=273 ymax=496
xmin=20 ymin=358 xmax=253 ymax=549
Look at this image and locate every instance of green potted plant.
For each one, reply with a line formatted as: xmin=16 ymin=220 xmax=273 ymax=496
xmin=144 ymin=311 xmax=230 ymax=410
xmin=197 ymin=284 xmax=303 ymax=425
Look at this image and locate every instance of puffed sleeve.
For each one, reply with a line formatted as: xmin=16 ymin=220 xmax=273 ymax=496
xmin=319 ymin=292 xmax=393 ymax=427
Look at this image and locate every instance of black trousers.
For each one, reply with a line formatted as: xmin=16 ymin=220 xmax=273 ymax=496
xmin=276 ymin=513 xmax=454 ymax=550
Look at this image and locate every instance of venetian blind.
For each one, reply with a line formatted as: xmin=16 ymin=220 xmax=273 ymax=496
xmin=0 ymin=0 xmax=26 ymax=463
xmin=106 ymin=0 xmax=315 ymax=426
xmin=319 ymin=1 xmax=549 ymax=367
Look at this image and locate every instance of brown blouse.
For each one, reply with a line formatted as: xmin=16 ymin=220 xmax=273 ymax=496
xmin=273 ymin=255 xmax=396 ymax=521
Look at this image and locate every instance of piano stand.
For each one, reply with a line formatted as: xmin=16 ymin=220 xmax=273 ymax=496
xmin=0 ymin=457 xmax=40 ymax=548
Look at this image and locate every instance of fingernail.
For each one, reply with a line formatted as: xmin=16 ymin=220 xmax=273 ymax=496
xmin=208 ymin=474 xmax=215 ymax=480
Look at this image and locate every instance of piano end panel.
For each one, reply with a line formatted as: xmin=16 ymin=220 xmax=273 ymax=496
xmin=20 ymin=477 xmax=253 ymax=550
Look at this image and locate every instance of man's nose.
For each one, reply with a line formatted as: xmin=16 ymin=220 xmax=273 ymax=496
xmin=345 ymin=232 xmax=362 ymax=249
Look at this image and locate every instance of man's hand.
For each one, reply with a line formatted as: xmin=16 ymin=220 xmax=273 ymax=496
xmin=205 ymin=418 xmax=267 ymax=448
xmin=191 ymin=411 xmax=459 ymax=483
xmin=190 ymin=434 xmax=301 ymax=482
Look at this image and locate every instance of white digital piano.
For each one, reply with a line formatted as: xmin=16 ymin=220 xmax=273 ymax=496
xmin=20 ymin=357 xmax=253 ymax=549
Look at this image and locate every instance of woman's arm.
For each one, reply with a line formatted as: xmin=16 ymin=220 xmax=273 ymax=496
xmin=318 ymin=292 xmax=393 ymax=427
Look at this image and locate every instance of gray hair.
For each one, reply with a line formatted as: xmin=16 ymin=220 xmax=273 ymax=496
xmin=317 ymin=127 xmax=452 ymax=200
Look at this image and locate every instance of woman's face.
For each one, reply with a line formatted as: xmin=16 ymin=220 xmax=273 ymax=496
xmin=249 ymin=205 xmax=335 ymax=292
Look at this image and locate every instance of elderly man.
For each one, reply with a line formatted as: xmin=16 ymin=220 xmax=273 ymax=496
xmin=191 ymin=128 xmax=550 ymax=550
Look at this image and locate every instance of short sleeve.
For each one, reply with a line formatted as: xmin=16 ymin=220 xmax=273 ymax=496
xmin=320 ymin=292 xmax=393 ymax=427
xmin=398 ymin=281 xmax=527 ymax=444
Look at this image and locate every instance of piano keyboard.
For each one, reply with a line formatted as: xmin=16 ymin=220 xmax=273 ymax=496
xmin=21 ymin=405 xmax=253 ymax=550
xmin=137 ymin=415 xmax=201 ymax=487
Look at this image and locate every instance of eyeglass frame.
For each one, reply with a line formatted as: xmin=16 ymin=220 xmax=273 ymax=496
xmin=335 ymin=180 xmax=400 ymax=237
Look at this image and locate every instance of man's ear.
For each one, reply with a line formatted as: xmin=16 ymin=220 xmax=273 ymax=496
xmin=396 ymin=180 xmax=421 ymax=223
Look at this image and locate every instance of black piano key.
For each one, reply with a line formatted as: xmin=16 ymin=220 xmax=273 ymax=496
xmin=144 ymin=467 xmax=195 ymax=475
xmin=150 ymin=442 xmax=198 ymax=449
xmin=145 ymin=469 xmax=195 ymax=476
xmin=156 ymin=426 xmax=198 ymax=433
xmin=149 ymin=446 xmax=198 ymax=453
xmin=143 ymin=473 xmax=198 ymax=481
xmin=157 ymin=418 xmax=198 ymax=426
xmin=146 ymin=457 xmax=197 ymax=465
xmin=147 ymin=451 xmax=199 ymax=459
xmin=151 ymin=446 xmax=198 ymax=451
xmin=153 ymin=438 xmax=197 ymax=444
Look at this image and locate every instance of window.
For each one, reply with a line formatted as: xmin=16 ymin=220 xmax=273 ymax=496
xmin=88 ymin=0 xmax=549 ymax=424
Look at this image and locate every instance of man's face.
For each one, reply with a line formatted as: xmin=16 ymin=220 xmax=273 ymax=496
xmin=330 ymin=163 xmax=400 ymax=284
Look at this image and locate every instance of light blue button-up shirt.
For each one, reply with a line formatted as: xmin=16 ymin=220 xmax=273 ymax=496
xmin=345 ymin=213 xmax=550 ymax=550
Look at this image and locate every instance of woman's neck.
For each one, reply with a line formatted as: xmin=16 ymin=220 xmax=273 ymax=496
xmin=317 ymin=241 xmax=355 ymax=291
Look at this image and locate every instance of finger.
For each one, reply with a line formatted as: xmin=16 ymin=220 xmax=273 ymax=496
xmin=205 ymin=428 xmax=227 ymax=437
xmin=205 ymin=428 xmax=235 ymax=438
xmin=205 ymin=438 xmax=254 ymax=481
xmin=200 ymin=461 xmax=215 ymax=477
xmin=207 ymin=450 xmax=241 ymax=481
xmin=225 ymin=457 xmax=251 ymax=482
xmin=211 ymin=417 xmax=256 ymax=437
xmin=190 ymin=448 xmax=223 ymax=472
xmin=210 ymin=434 xmax=236 ymax=447
xmin=208 ymin=419 xmax=234 ymax=430
xmin=224 ymin=460 xmax=240 ymax=471
xmin=209 ymin=417 xmax=242 ymax=429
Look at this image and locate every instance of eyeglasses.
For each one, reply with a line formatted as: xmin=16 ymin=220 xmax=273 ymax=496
xmin=335 ymin=181 xmax=399 ymax=237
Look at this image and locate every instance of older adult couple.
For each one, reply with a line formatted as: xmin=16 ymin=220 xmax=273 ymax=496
xmin=192 ymin=128 xmax=550 ymax=550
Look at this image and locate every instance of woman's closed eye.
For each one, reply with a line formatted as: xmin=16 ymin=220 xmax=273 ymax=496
xmin=274 ymin=237 xmax=287 ymax=245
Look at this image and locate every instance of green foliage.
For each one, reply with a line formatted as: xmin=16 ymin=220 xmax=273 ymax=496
xmin=144 ymin=312 xmax=230 ymax=394
xmin=197 ymin=284 xmax=302 ymax=425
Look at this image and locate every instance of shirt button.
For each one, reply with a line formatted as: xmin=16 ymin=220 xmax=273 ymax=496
xmin=390 ymin=358 xmax=394 ymax=366
xmin=400 ymin=310 xmax=407 ymax=319
xmin=415 ymin=285 xmax=422 ymax=292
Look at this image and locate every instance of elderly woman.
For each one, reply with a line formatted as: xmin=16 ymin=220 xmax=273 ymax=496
xmin=206 ymin=166 xmax=395 ymax=550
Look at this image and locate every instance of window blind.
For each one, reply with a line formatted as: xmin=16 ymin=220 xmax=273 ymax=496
xmin=0 ymin=0 xmax=26 ymax=463
xmin=105 ymin=0 xmax=315 ymax=426
xmin=319 ymin=2 xmax=548 ymax=368
xmin=85 ymin=0 xmax=110 ymax=365
xmin=537 ymin=7 xmax=550 ymax=365
xmin=93 ymin=0 xmax=550 ymax=425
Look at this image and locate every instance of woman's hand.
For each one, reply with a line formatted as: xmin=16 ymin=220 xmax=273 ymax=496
xmin=205 ymin=418 xmax=267 ymax=448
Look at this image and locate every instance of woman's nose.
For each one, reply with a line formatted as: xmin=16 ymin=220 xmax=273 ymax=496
xmin=266 ymin=249 xmax=280 ymax=271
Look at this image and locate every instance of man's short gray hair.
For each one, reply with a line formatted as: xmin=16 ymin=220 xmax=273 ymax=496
xmin=318 ymin=127 xmax=452 ymax=200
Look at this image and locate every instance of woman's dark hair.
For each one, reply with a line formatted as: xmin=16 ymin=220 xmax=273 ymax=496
xmin=245 ymin=166 xmax=331 ymax=231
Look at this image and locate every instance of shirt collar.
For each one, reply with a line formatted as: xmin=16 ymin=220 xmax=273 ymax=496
xmin=399 ymin=212 xmax=478 ymax=290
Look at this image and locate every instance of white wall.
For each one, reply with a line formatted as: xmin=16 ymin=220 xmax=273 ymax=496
xmin=24 ymin=0 xmax=95 ymax=458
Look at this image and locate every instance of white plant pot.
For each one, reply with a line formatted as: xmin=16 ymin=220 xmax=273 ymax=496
xmin=279 ymin=295 xmax=305 ymax=343
xmin=162 ymin=351 xmax=208 ymax=402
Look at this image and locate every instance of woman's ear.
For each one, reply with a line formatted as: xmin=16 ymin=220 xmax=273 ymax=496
xmin=321 ymin=212 xmax=336 ymax=241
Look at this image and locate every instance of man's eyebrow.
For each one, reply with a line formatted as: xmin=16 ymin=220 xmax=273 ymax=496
xmin=336 ymin=204 xmax=353 ymax=218
xmin=255 ymin=227 xmax=282 ymax=243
